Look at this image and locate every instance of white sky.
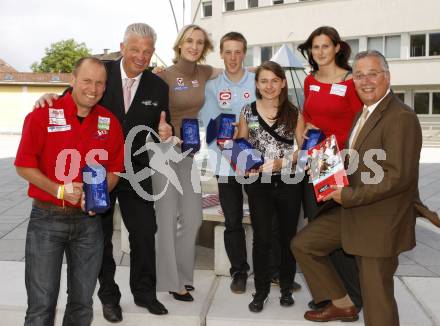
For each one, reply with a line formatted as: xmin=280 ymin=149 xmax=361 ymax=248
xmin=0 ymin=0 xmax=192 ymax=72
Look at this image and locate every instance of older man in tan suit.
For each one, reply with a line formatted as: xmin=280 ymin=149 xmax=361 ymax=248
xmin=292 ymin=50 xmax=439 ymax=326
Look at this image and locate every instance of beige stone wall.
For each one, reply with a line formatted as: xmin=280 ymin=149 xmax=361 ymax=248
xmin=0 ymin=85 xmax=68 ymax=133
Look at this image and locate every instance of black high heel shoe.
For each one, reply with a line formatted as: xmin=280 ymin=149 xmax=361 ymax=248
xmin=169 ymin=291 xmax=194 ymax=302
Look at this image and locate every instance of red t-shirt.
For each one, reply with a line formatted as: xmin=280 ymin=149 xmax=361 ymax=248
xmin=15 ymin=93 xmax=125 ymax=207
xmin=303 ymin=74 xmax=363 ymax=149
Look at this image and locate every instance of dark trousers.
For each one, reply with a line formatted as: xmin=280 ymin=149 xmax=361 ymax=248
xmin=217 ymin=176 xmax=250 ymax=276
xmin=98 ymin=182 xmax=157 ymax=305
xmin=303 ymin=180 xmax=362 ymax=308
xmin=245 ymin=178 xmax=301 ymax=294
xmin=292 ymin=210 xmax=398 ymax=326
xmin=268 ymin=217 xmax=282 ymax=279
xmin=25 ymin=206 xmax=103 ymax=326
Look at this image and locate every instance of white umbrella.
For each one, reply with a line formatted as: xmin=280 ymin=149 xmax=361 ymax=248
xmin=271 ymin=44 xmax=304 ymax=70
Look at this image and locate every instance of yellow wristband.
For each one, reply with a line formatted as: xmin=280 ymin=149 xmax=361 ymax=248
xmin=57 ymin=185 xmax=65 ymax=200
xmin=60 ymin=185 xmax=65 ymax=200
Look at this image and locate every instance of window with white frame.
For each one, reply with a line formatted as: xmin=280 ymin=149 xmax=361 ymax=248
xmin=244 ymin=46 xmax=254 ymax=66
xmin=202 ymin=1 xmax=212 ymax=17
xmin=414 ymin=92 xmax=429 ymax=114
xmin=410 ymin=32 xmax=440 ymax=57
xmin=385 ymin=35 xmax=400 ymax=58
xmin=367 ymin=35 xmax=400 ymax=58
xmin=367 ymin=36 xmax=382 ymax=53
xmin=248 ymin=0 xmax=258 ymax=8
xmin=345 ymin=39 xmax=359 ymax=60
xmin=429 ymin=33 xmax=440 ymax=56
xmin=261 ymin=46 xmax=273 ymax=63
xmin=410 ymin=34 xmax=425 ymax=57
xmin=224 ymin=0 xmax=234 ymax=11
xmin=273 ymin=0 xmax=284 ymax=4
xmin=413 ymin=91 xmax=440 ymax=114
xmin=433 ymin=92 xmax=440 ymax=114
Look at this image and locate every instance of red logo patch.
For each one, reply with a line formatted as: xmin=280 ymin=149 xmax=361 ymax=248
xmin=219 ymin=91 xmax=232 ymax=101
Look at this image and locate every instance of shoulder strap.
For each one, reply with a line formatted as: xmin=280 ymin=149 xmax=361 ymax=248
xmin=343 ymin=70 xmax=352 ymax=81
xmin=251 ymin=102 xmax=294 ymax=146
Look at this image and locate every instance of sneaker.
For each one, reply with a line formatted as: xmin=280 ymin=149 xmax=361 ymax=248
xmin=280 ymin=290 xmax=294 ymax=307
xmin=248 ymin=292 xmax=268 ymax=312
xmin=230 ymin=272 xmax=247 ymax=294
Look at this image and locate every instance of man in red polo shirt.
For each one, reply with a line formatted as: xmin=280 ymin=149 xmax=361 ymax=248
xmin=15 ymin=57 xmax=124 ymax=326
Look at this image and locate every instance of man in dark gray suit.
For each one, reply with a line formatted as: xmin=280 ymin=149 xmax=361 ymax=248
xmin=97 ymin=23 xmax=172 ymax=321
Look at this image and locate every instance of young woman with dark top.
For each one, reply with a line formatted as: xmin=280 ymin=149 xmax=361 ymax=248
xmin=236 ymin=61 xmax=305 ymax=312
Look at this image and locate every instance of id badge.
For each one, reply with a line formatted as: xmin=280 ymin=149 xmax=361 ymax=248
xmin=330 ymin=84 xmax=347 ymax=97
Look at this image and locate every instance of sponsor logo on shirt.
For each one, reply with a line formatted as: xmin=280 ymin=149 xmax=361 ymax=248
xmin=219 ymin=90 xmax=232 ymax=109
xmin=174 ymin=86 xmax=189 ymax=91
xmin=248 ymin=115 xmax=259 ymax=130
xmin=49 ymin=108 xmax=65 ymax=118
xmin=141 ymin=100 xmax=158 ymax=107
xmin=191 ymin=80 xmax=199 ymax=88
xmin=219 ymin=90 xmax=232 ymax=101
xmin=243 ymin=91 xmax=251 ymax=100
xmin=98 ymin=116 xmax=110 ymax=131
xmin=97 ymin=129 xmax=108 ymax=137
xmin=49 ymin=117 xmax=66 ymax=125
xmin=48 ymin=108 xmax=66 ymax=125
xmin=174 ymin=78 xmax=189 ymax=91
xmin=47 ymin=125 xmax=71 ymax=133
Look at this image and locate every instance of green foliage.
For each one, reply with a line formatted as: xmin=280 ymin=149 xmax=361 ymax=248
xmin=31 ymin=39 xmax=91 ymax=73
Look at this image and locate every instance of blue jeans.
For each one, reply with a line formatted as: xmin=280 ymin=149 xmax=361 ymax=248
xmin=24 ymin=206 xmax=103 ymax=326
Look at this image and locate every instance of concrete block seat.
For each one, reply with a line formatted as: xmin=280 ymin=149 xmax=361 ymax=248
xmin=0 ymin=261 xmax=216 ymax=326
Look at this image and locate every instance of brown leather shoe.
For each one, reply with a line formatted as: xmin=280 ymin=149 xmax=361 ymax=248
xmin=304 ymin=303 xmax=359 ymax=322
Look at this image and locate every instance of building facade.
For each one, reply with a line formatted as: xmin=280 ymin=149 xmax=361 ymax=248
xmin=0 ymin=70 xmax=70 ymax=133
xmin=192 ymin=0 xmax=440 ymax=122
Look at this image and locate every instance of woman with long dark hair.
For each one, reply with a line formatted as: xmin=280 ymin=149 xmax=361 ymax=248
xmin=298 ymin=26 xmax=362 ymax=149
xmin=297 ymin=26 xmax=363 ymax=310
xmin=236 ymin=61 xmax=304 ymax=312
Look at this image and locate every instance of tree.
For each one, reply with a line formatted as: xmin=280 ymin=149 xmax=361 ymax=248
xmin=31 ymin=39 xmax=91 ymax=73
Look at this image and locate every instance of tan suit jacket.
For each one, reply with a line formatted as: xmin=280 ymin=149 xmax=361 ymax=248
xmin=340 ymin=92 xmax=423 ymax=257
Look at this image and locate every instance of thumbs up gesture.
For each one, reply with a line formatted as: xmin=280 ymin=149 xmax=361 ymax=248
xmin=158 ymin=111 xmax=173 ymax=141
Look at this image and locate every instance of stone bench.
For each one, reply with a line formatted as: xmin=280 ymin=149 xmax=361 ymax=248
xmin=116 ymin=196 xmax=255 ymax=276
xmin=117 ymin=194 xmax=306 ymax=277
xmin=202 ymin=202 xmax=254 ymax=276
